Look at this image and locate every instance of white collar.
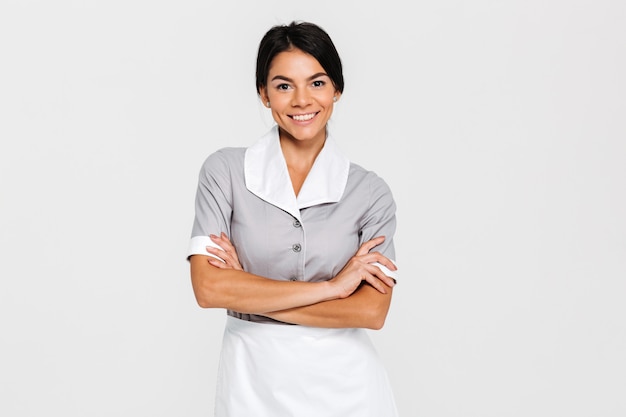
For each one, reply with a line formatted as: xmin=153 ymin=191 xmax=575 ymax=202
xmin=244 ymin=125 xmax=350 ymax=220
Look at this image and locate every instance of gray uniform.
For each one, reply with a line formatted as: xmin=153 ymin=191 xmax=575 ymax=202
xmin=188 ymin=125 xmax=398 ymax=323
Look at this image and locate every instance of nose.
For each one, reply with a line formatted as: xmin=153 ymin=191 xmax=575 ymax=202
xmin=291 ymin=87 xmax=312 ymax=107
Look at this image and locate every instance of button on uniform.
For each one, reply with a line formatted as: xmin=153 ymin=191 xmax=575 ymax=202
xmin=288 ymin=217 xmax=304 ymax=284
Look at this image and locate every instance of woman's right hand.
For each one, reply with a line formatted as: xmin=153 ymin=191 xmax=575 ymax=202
xmin=205 ymin=232 xmax=243 ymax=271
xmin=329 ymin=236 xmax=397 ymax=299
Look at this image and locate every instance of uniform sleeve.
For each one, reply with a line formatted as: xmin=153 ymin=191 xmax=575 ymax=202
xmin=360 ymin=173 xmax=399 ymax=281
xmin=187 ymin=150 xmax=233 ymax=260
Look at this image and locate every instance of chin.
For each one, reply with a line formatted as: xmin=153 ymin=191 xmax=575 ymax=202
xmin=285 ymin=125 xmax=326 ymax=141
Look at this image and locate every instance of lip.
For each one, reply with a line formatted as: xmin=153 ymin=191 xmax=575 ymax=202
xmin=289 ymin=111 xmax=319 ymax=123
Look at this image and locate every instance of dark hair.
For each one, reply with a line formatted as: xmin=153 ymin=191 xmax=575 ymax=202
xmin=255 ymin=21 xmax=344 ymax=95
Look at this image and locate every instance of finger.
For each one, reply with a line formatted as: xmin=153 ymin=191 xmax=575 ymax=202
xmin=211 ymin=232 xmax=233 ymax=246
xmin=356 ymin=251 xmax=397 ymax=271
xmin=206 ymin=246 xmax=243 ymax=271
xmin=359 ymin=236 xmax=385 ymax=253
xmin=366 ymin=263 xmax=397 ymax=288
xmin=207 ymin=258 xmax=227 ymax=269
xmin=355 ymin=236 xmax=385 ymax=256
xmin=371 ymin=254 xmax=398 ymax=272
xmin=210 ymin=234 xmax=241 ymax=264
xmin=361 ymin=271 xmax=387 ymax=294
xmin=206 ymin=247 xmax=235 ymax=266
xmin=206 ymin=246 xmax=226 ymax=258
xmin=376 ymin=271 xmax=397 ymax=289
xmin=220 ymin=231 xmax=231 ymax=242
xmin=210 ymin=234 xmax=233 ymax=251
xmin=209 ymin=258 xmax=239 ymax=271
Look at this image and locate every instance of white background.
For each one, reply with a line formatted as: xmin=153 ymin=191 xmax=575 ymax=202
xmin=1 ymin=1 xmax=625 ymax=416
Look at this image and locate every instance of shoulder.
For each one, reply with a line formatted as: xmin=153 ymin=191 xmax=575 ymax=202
xmin=202 ymin=147 xmax=246 ymax=166
xmin=347 ymin=162 xmax=395 ymax=200
xmin=195 ymin=148 xmax=247 ymax=189
xmin=199 ymin=147 xmax=246 ymax=174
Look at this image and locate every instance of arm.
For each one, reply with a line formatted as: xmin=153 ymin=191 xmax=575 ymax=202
xmin=218 ymin=172 xmax=400 ymax=329
xmin=187 ymin=151 xmax=339 ymax=313
xmin=263 ymin=283 xmax=393 ymax=330
xmin=199 ymin=233 xmax=396 ymax=329
xmin=188 ymin=152 xmax=397 ymax=323
xmin=190 ymin=254 xmax=335 ymax=313
xmin=190 ymin=234 xmax=396 ymax=315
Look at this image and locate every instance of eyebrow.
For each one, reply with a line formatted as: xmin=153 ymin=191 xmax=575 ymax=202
xmin=270 ymin=72 xmax=329 ymax=83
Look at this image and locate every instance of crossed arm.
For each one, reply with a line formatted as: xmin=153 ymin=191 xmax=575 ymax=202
xmin=189 ymin=234 xmax=396 ymax=330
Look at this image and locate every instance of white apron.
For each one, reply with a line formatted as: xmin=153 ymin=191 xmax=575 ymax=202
xmin=215 ymin=316 xmax=399 ymax=417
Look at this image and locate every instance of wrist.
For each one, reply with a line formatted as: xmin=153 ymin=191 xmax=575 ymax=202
xmin=318 ymin=280 xmax=340 ymax=302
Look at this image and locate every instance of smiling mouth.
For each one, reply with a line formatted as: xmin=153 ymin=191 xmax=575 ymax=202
xmin=290 ymin=112 xmax=318 ymax=122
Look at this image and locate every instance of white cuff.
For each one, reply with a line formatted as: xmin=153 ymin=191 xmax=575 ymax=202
xmin=371 ymin=261 xmax=399 ymax=282
xmin=187 ymin=236 xmax=225 ymax=262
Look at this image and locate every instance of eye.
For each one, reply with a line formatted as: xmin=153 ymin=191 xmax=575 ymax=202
xmin=312 ymin=80 xmax=326 ymax=88
xmin=277 ymin=83 xmax=291 ymax=91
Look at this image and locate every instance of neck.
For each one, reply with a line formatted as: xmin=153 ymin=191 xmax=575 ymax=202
xmin=278 ymin=128 xmax=326 ymax=170
xmin=278 ymin=129 xmax=327 ymax=196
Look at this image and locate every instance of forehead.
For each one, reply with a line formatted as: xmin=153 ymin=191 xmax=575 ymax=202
xmin=268 ymin=48 xmax=325 ymax=76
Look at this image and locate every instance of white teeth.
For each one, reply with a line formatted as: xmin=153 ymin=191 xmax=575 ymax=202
xmin=292 ymin=113 xmax=315 ymax=121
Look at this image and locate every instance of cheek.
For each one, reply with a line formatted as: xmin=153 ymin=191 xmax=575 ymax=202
xmin=267 ymin=94 xmax=289 ymax=108
xmin=316 ymin=93 xmax=336 ymax=107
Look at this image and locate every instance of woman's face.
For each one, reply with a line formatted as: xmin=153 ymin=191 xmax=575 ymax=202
xmin=260 ymin=48 xmax=340 ymax=146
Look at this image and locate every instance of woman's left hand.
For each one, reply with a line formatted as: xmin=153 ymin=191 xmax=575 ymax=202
xmin=205 ymin=232 xmax=243 ymax=271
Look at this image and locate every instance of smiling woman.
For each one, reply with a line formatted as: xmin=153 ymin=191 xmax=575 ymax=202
xmin=259 ymin=47 xmax=340 ymax=195
xmin=187 ymin=21 xmax=399 ymax=416
xmin=258 ymin=24 xmax=343 ymax=196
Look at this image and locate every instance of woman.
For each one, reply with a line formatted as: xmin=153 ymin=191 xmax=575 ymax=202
xmin=187 ymin=21 xmax=400 ymax=416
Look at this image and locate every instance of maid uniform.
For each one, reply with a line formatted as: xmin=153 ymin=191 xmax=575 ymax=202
xmin=188 ymin=125 xmax=400 ymax=416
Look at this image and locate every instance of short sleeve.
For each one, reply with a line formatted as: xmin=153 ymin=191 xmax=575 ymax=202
xmin=187 ymin=150 xmax=234 ymax=260
xmin=359 ymin=173 xmax=399 ymax=281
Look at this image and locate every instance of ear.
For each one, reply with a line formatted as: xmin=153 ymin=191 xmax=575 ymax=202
xmin=334 ymin=91 xmax=342 ymax=102
xmin=259 ymin=87 xmax=269 ymax=106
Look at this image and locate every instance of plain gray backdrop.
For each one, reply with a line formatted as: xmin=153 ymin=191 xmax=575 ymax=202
xmin=1 ymin=1 xmax=625 ymax=416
